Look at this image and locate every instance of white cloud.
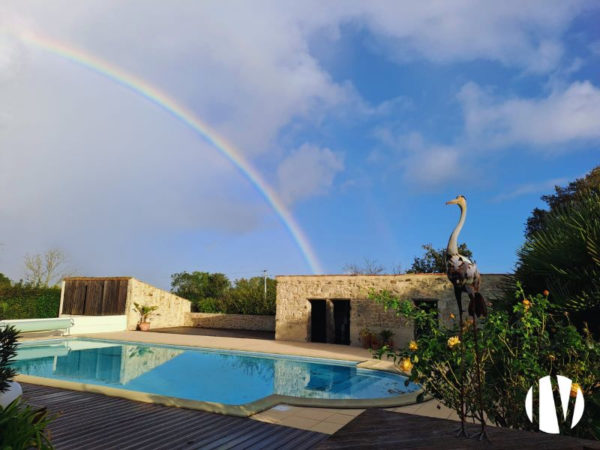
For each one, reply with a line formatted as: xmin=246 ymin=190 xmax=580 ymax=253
xmin=370 ymin=130 xmax=468 ymax=189
xmin=401 ymin=145 xmax=464 ymax=188
xmin=356 ymin=0 xmax=588 ymax=73
xmin=277 ymin=144 xmax=344 ymax=205
xmin=459 ymin=81 xmax=600 ymax=149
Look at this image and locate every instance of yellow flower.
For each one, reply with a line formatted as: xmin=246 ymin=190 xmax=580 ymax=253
xmin=523 ymin=299 xmax=531 ymax=310
xmin=409 ymin=340 xmax=418 ymax=351
xmin=571 ymin=383 xmax=581 ymax=398
xmin=548 ymin=354 xmax=556 ymax=361
xmin=399 ymin=358 xmax=413 ymax=373
xmin=447 ymin=336 xmax=461 ymax=349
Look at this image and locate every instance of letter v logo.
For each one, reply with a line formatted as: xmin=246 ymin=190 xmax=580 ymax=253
xmin=525 ymin=375 xmax=585 ymax=433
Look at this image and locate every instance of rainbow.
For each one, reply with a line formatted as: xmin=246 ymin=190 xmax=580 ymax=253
xmin=14 ymin=30 xmax=323 ymax=274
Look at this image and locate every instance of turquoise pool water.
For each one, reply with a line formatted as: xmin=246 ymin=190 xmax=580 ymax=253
xmin=13 ymin=339 xmax=418 ymax=405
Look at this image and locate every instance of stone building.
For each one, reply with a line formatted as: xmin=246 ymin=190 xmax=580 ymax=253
xmin=275 ymin=274 xmax=506 ymax=348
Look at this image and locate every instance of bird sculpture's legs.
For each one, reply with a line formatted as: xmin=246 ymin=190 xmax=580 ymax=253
xmin=469 ymin=303 xmax=489 ymax=442
xmin=454 ymin=286 xmax=468 ymax=438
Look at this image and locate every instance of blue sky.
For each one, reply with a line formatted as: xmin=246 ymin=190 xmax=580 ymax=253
xmin=0 ymin=1 xmax=599 ymax=288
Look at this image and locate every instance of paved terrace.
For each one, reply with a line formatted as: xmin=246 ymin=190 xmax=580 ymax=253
xmin=75 ymin=330 xmax=374 ymax=362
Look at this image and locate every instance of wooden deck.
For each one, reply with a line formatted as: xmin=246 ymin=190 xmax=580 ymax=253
xmin=21 ymin=383 xmax=328 ymax=450
xmin=316 ymin=409 xmax=600 ymax=449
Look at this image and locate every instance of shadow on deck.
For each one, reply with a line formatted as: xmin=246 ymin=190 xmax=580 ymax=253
xmin=315 ymin=409 xmax=600 ymax=449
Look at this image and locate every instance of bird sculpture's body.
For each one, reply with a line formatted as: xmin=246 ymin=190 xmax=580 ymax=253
xmin=446 ymin=195 xmax=488 ymax=440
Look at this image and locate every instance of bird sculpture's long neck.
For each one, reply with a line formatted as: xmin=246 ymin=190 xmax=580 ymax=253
xmin=447 ymin=203 xmax=466 ymax=256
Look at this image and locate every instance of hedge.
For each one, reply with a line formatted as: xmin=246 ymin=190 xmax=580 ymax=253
xmin=0 ymin=286 xmax=61 ymax=320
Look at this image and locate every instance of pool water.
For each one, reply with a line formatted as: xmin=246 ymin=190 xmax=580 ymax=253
xmin=12 ymin=339 xmax=418 ymax=405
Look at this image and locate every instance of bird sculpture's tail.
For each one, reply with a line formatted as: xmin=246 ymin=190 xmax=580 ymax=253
xmin=468 ymin=292 xmax=487 ymax=317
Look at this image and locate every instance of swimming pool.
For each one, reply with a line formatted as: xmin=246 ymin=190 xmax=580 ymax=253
xmin=13 ymin=339 xmax=418 ymax=408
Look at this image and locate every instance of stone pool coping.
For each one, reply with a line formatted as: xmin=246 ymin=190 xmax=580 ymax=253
xmin=16 ymin=331 xmax=427 ymax=417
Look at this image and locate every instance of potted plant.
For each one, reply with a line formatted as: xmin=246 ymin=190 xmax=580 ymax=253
xmin=133 ymin=303 xmax=158 ymax=331
xmin=359 ymin=327 xmax=374 ymax=349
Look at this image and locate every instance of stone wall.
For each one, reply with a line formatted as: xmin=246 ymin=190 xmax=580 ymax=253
xmin=126 ymin=278 xmax=191 ymax=330
xmin=185 ymin=313 xmax=275 ymax=331
xmin=275 ymin=274 xmax=506 ymax=347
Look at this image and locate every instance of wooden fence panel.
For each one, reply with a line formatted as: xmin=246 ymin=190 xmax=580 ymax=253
xmin=116 ymin=280 xmax=128 ymax=314
xmin=83 ymin=280 xmax=104 ymax=315
xmin=62 ymin=278 xmax=130 ymax=316
xmin=102 ymin=280 xmax=119 ymax=315
xmin=61 ymin=282 xmax=77 ymax=315
xmin=71 ymin=281 xmax=87 ymax=315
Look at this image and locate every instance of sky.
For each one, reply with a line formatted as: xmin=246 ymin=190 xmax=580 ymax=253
xmin=0 ymin=1 xmax=599 ymax=289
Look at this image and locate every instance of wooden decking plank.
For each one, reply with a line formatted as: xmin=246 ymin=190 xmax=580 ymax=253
xmin=199 ymin=419 xmax=269 ymax=450
xmin=49 ymin=398 xmax=164 ymax=440
xmin=228 ymin=421 xmax=296 ymax=449
xmin=58 ymin=401 xmax=190 ymax=448
xmin=152 ymin=415 xmax=246 ymax=450
xmin=288 ymin=431 xmax=336 ymax=450
xmin=259 ymin=427 xmax=316 ymax=450
xmin=245 ymin=426 xmax=306 ymax=450
xmin=220 ymin=423 xmax=300 ymax=450
xmin=119 ymin=411 xmax=235 ymax=450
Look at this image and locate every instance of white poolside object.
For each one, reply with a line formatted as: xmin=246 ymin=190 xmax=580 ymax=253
xmin=0 ymin=318 xmax=74 ymax=335
xmin=0 ymin=381 xmax=22 ymax=408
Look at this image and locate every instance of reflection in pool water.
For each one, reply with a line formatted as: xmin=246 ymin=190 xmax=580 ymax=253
xmin=13 ymin=339 xmax=419 ymax=405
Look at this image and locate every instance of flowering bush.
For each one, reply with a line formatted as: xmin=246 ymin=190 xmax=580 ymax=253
xmin=370 ymin=283 xmax=600 ymax=440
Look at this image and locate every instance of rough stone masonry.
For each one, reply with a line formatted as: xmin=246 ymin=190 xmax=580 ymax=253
xmin=275 ymin=274 xmax=506 ymax=348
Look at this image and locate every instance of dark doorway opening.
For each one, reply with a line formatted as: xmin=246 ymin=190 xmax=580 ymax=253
xmin=333 ymin=300 xmax=351 ymax=345
xmin=310 ymin=300 xmax=327 ymax=343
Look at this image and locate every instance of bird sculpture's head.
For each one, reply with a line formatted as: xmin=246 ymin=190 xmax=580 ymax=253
xmin=446 ymin=195 xmax=466 ymax=207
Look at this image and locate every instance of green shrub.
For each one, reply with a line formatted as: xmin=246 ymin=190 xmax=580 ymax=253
xmin=0 ymin=400 xmax=55 ymax=450
xmin=193 ymin=297 xmax=225 ymax=313
xmin=0 ymin=326 xmax=18 ymax=393
xmin=370 ymin=284 xmax=600 ymax=440
xmin=0 ymin=285 xmax=61 ymax=320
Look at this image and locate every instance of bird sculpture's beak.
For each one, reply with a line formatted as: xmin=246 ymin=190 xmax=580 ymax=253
xmin=446 ymin=199 xmax=458 ymax=205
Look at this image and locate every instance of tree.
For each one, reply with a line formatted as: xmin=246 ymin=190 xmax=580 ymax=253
xmin=516 ymin=192 xmax=600 ymax=333
xmin=0 ymin=273 xmax=11 ymax=289
xmin=23 ymin=248 xmax=71 ymax=287
xmin=525 ymin=166 xmax=600 ymax=237
xmin=225 ymin=276 xmax=277 ymax=315
xmin=407 ymin=243 xmax=473 ymax=273
xmin=343 ymin=258 xmax=385 ymax=275
xmin=170 ymin=271 xmax=230 ymax=302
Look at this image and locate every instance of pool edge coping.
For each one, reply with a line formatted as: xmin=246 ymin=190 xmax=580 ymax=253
xmin=16 ymin=374 xmax=427 ymax=417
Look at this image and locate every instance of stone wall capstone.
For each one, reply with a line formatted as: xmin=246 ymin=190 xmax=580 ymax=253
xmin=275 ymin=274 xmax=506 ymax=347
xmin=185 ymin=313 xmax=275 ymax=331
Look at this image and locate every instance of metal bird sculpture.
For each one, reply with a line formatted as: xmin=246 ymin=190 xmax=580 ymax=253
xmin=445 ymin=195 xmax=488 ymax=440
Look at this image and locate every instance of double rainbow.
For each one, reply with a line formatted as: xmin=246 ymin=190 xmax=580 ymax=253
xmin=15 ymin=31 xmax=323 ymax=274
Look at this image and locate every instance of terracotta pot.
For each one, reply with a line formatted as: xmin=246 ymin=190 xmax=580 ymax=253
xmin=361 ymin=334 xmax=372 ymax=349
xmin=138 ymin=322 xmax=151 ymax=331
